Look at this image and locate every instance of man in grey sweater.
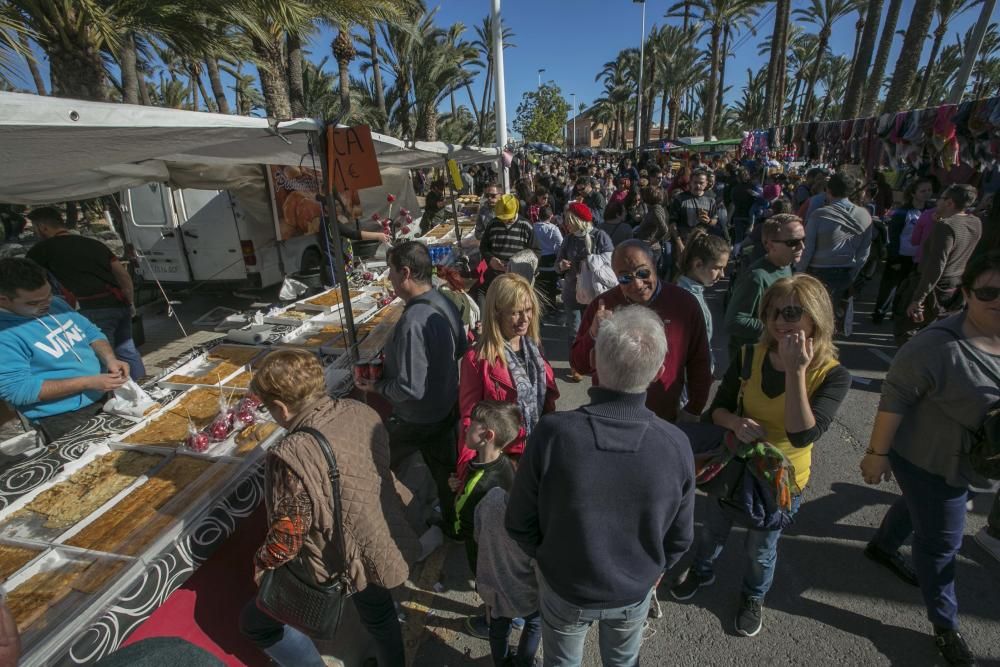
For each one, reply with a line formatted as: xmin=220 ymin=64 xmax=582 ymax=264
xmin=797 ymin=173 xmax=873 ymax=317
xmin=906 ymin=184 xmax=982 ymax=325
xmin=355 ymin=241 xmax=467 ymax=531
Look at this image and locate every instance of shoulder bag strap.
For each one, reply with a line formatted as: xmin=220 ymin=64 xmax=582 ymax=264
xmin=293 ymin=426 xmax=349 ymax=577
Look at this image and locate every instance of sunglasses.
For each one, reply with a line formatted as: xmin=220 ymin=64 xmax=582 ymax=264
xmin=772 ymin=305 xmax=805 ymax=322
xmin=485 ymin=192 xmax=500 ymax=198
xmin=970 ymin=286 xmax=1000 ymax=302
xmin=773 ymin=237 xmax=806 ymax=248
xmin=617 ymin=268 xmax=653 ymax=285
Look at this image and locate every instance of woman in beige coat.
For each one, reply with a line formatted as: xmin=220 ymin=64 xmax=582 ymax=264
xmin=240 ymin=349 xmax=419 ymax=667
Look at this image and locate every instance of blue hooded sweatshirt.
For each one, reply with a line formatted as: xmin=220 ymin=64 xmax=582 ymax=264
xmin=0 ymin=297 xmax=107 ymax=419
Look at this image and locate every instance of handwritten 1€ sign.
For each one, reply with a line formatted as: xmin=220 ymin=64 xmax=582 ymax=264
xmin=325 ymin=125 xmax=383 ymax=193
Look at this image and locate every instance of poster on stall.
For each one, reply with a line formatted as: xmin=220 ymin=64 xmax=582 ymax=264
xmin=267 ymin=165 xmax=361 ymax=241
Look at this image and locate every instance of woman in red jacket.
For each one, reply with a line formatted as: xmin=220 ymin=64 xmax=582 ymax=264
xmin=457 ymin=273 xmax=559 ymax=478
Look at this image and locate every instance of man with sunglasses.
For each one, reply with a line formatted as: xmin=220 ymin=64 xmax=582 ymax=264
xmin=725 ymin=215 xmax=805 ymax=367
xmin=570 ymin=240 xmax=712 ymax=423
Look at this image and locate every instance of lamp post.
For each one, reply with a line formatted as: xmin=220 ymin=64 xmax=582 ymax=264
xmin=633 ymin=0 xmax=646 ymax=161
xmin=572 ymin=93 xmax=577 ymax=152
xmin=492 ymin=0 xmax=509 ymax=191
xmin=537 ymin=68 xmax=545 ymax=88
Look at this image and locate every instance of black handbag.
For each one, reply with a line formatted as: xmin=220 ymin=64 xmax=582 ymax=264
xmin=940 ymin=329 xmax=1000 ymax=479
xmin=256 ymin=426 xmax=352 ymax=637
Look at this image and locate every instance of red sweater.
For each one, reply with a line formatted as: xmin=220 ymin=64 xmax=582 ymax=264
xmin=457 ymin=348 xmax=559 ymax=478
xmin=570 ymin=283 xmax=712 ymax=421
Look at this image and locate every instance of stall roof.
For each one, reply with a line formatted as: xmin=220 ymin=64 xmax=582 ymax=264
xmin=0 ymin=92 xmax=500 ymax=204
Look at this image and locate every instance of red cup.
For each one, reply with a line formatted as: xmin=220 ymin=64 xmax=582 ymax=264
xmin=368 ymin=359 xmax=383 ymax=382
xmin=353 ymin=361 xmax=370 ymax=384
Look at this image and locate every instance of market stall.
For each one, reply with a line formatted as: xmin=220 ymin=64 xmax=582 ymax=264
xmin=0 ymin=91 xmax=499 ymax=665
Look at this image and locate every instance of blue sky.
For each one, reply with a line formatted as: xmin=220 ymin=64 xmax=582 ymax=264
xmin=7 ymin=0 xmax=985 ymax=125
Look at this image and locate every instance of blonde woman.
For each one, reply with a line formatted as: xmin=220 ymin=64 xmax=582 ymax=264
xmin=556 ymin=202 xmax=614 ymax=380
xmin=670 ymin=274 xmax=851 ymax=637
xmin=456 ymin=273 xmax=559 ymax=477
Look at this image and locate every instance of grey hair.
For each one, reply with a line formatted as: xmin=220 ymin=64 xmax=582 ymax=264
xmin=612 ymin=239 xmax=656 ymax=266
xmin=595 ymin=305 xmax=667 ymax=393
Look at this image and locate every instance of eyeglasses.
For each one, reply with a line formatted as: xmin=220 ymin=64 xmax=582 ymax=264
xmin=485 ymin=192 xmax=500 ymax=198
xmin=773 ymin=237 xmax=805 ymax=248
xmin=617 ymin=268 xmax=653 ymax=284
xmin=772 ymin=305 xmax=805 ymax=322
xmin=970 ymin=286 xmax=1000 ymax=302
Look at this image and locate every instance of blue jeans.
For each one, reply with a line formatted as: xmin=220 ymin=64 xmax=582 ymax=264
xmin=563 ymin=301 xmax=583 ymax=347
xmin=82 ymin=306 xmax=145 ymax=380
xmin=489 ymin=611 xmax=541 ymax=667
xmin=872 ymin=450 xmax=967 ymax=630
xmin=537 ymin=570 xmax=652 ymax=667
xmin=692 ymin=494 xmax=802 ymax=601
xmin=807 ymin=267 xmax=854 ymax=313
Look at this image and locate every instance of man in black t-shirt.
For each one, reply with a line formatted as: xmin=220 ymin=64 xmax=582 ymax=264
xmin=26 ymin=207 xmax=145 ymax=380
xmin=420 ymin=178 xmax=448 ymax=235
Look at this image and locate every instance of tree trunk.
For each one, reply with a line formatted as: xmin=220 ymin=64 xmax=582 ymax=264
xmin=338 ymin=59 xmax=352 ymax=117
xmin=716 ymin=24 xmax=730 ymax=131
xmin=119 ymin=33 xmax=140 ymax=104
xmin=189 ymin=62 xmax=199 ymax=110
xmin=46 ymin=39 xmax=109 ymax=101
xmin=254 ymin=38 xmax=292 ymax=119
xmin=843 ymin=0 xmax=884 ymax=119
xmin=464 ymin=83 xmax=481 ymax=122
xmin=18 ymin=33 xmax=47 ymax=95
xmin=206 ymin=58 xmax=231 ymax=114
xmin=425 ymin=106 xmax=438 ymax=142
xmin=801 ymin=29 xmax=830 ymax=121
xmin=882 ymin=0 xmax=936 ymax=113
xmin=287 ymin=33 xmax=306 ymax=117
xmin=916 ymin=23 xmax=948 ymax=107
xmin=138 ymin=75 xmax=151 ymax=106
xmin=194 ymin=66 xmax=213 ymax=112
xmin=368 ymin=23 xmax=387 ymax=126
xmin=787 ymin=75 xmax=803 ymax=125
xmin=669 ymin=96 xmax=680 ymax=141
xmin=479 ymin=62 xmax=493 ymax=144
xmin=775 ymin=0 xmax=792 ymax=126
xmin=703 ymin=23 xmax=722 ymax=140
xmin=850 ymin=11 xmax=866 ymax=66
xmin=659 ymin=90 xmax=668 ymax=140
xmin=862 ymin=0 xmax=903 ymax=115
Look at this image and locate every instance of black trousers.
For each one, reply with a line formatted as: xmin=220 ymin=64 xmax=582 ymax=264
xmin=386 ymin=407 xmax=459 ymax=532
xmin=33 ymin=399 xmax=105 ymax=444
xmin=874 ymin=255 xmax=915 ymax=316
xmin=241 ymin=584 xmax=405 ymax=666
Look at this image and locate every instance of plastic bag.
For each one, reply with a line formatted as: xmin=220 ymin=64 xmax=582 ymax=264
xmin=279 ymin=276 xmax=309 ymax=301
xmin=103 ymin=380 xmax=159 ymax=420
xmin=575 ymin=251 xmax=618 ymax=305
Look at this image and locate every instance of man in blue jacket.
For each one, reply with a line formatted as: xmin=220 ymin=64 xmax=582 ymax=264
xmin=0 ymin=258 xmax=130 ymax=443
xmin=506 ymin=305 xmax=695 ymax=666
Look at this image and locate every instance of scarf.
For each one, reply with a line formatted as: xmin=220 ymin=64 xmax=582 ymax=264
xmin=504 ymin=337 xmax=547 ymax=437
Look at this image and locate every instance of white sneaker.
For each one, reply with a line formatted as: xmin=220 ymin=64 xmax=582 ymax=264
xmin=974 ymin=527 xmax=1000 ymax=564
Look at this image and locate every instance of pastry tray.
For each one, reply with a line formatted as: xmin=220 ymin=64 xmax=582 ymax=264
xmin=3 ymin=544 xmax=144 ymax=667
xmin=0 ymin=446 xmax=169 ymax=545
xmin=356 ymin=301 xmax=405 ymax=357
xmin=278 ymin=302 xmax=380 ymax=354
xmin=296 ymin=287 xmax=368 ymax=313
xmin=261 ymin=306 xmax=320 ymax=326
xmin=156 ymin=344 xmax=265 ymax=390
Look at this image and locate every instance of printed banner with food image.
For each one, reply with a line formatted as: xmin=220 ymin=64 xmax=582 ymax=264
xmin=268 ymin=165 xmax=361 ymax=241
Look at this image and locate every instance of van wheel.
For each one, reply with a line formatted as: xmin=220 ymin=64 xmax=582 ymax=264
xmin=301 ymin=248 xmax=322 ymax=274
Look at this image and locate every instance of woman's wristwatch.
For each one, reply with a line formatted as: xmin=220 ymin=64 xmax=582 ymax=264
xmin=864 ymin=447 xmax=888 ymax=457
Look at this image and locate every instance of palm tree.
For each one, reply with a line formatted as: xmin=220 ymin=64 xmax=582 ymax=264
xmin=793 ymin=0 xmax=860 ymax=122
xmin=763 ymin=0 xmax=790 ymax=127
xmin=668 ymin=0 xmax=763 ymax=140
xmin=818 ymin=54 xmax=851 ymax=118
xmin=469 ymin=14 xmax=515 ymax=145
xmin=654 ymin=27 xmax=706 ymax=140
xmin=915 ymin=0 xmax=977 ymax=106
xmin=411 ymin=22 xmax=478 ymax=141
xmin=16 ymin=32 xmax=46 ymax=94
xmin=842 ymin=0 xmax=883 ymax=119
xmin=332 ymin=28 xmax=356 ymax=115
xmin=970 ymin=23 xmax=1000 ymax=98
xmin=861 ymin=0 xmax=903 ymax=114
xmin=882 ymin=0 xmax=936 ymax=113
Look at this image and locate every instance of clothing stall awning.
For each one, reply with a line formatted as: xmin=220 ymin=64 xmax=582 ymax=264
xmin=0 ymin=92 xmax=500 ymax=205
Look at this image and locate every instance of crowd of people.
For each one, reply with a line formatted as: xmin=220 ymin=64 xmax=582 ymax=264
xmin=0 ymin=149 xmax=996 ymax=667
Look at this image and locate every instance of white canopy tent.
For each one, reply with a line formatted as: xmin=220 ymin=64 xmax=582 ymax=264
xmin=0 ymin=92 xmax=500 ymax=205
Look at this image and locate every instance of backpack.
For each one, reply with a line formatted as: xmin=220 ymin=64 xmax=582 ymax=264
xmin=941 ymin=329 xmax=1000 ymax=479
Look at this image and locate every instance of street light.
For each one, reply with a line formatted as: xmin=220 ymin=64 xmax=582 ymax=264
xmin=633 ymin=0 xmax=646 ymax=160
xmin=571 ymin=93 xmax=577 ymax=152
xmin=492 ymin=0 xmax=509 ymax=192
xmin=537 ymin=68 xmax=546 ymax=88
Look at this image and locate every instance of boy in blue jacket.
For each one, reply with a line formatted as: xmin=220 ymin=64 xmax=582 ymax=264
xmin=0 ymin=258 xmax=130 ymax=442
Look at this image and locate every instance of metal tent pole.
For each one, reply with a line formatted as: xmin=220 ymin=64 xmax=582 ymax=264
xmin=492 ymin=0 xmax=509 ymax=193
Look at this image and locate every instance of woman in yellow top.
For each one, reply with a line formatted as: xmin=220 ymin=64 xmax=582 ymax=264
xmin=670 ymin=274 xmax=850 ymax=637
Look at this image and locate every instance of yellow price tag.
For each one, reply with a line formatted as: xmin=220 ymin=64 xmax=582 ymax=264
xmin=447 ymin=159 xmax=463 ymax=191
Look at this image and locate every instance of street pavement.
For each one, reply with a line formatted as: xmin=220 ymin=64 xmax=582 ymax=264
xmin=408 ymin=276 xmax=1000 ymax=667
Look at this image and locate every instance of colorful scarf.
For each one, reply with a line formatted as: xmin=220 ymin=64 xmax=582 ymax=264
xmin=505 ymin=337 xmax=547 ymax=437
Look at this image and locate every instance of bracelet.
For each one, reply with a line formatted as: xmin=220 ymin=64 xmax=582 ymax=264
xmin=865 ymin=447 xmax=888 ymax=457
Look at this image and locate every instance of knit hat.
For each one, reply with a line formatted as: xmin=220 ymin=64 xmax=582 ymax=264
xmin=763 ymin=184 xmax=782 ymax=201
xmin=494 ymin=193 xmax=519 ymax=221
xmin=566 ymin=201 xmax=593 ymax=222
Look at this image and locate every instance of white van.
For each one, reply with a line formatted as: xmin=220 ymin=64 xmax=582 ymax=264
xmin=119 ymin=166 xmax=419 ymax=289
